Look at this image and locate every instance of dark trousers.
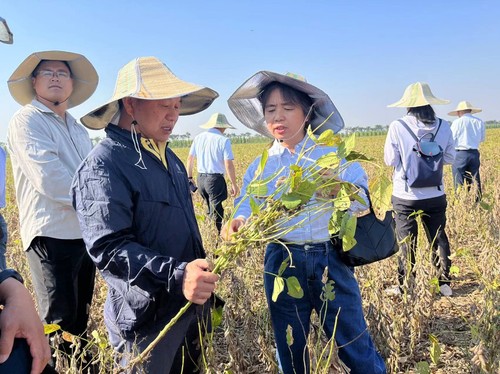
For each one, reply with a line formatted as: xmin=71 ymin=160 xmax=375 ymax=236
xmin=197 ymin=174 xmax=227 ymax=232
xmin=392 ymin=195 xmax=451 ymax=286
xmin=110 ymin=305 xmax=208 ymax=373
xmin=26 ymin=237 xmax=96 ymax=337
xmin=452 ymin=149 xmax=482 ymax=200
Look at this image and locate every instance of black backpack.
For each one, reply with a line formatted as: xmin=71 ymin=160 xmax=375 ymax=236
xmin=398 ymin=119 xmax=444 ymax=189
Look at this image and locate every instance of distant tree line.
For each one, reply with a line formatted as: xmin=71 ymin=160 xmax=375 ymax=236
xmin=87 ymin=121 xmax=500 ymax=147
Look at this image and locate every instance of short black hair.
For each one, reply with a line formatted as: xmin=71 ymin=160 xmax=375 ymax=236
xmin=32 ymin=60 xmax=72 ymax=78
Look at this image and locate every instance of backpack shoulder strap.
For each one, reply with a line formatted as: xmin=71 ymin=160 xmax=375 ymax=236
xmin=397 ymin=119 xmax=418 ymax=142
xmin=430 ymin=118 xmax=443 ymax=141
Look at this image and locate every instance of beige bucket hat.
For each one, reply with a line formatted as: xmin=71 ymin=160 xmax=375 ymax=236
xmin=0 ymin=17 xmax=13 ymax=44
xmin=8 ymin=50 xmax=98 ymax=108
xmin=227 ymin=71 xmax=344 ymax=138
xmin=388 ymin=82 xmax=449 ymax=108
xmin=200 ymin=113 xmax=235 ymax=129
xmin=81 ymin=56 xmax=219 ymax=130
xmin=448 ymin=101 xmax=482 ymax=116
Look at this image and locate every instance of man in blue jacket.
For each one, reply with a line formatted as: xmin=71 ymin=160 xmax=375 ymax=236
xmin=71 ymin=56 xmax=220 ymax=373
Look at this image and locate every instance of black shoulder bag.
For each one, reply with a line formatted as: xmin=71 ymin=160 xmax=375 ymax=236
xmin=332 ymin=189 xmax=399 ymax=267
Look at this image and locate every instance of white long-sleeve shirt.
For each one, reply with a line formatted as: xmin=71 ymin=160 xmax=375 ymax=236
xmin=7 ymin=100 xmax=92 ymax=250
xmin=384 ymin=114 xmax=455 ymax=200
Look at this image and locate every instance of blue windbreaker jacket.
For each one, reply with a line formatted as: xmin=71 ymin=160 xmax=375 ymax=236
xmin=71 ymin=124 xmax=205 ymax=338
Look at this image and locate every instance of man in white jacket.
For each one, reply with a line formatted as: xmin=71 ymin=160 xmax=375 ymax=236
xmin=7 ymin=50 xmax=98 ymax=369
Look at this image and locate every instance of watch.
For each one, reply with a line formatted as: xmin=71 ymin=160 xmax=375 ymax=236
xmin=0 ymin=269 xmax=24 ymax=285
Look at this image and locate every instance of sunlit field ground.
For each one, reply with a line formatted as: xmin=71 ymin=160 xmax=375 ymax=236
xmin=4 ymin=128 xmax=499 ymax=373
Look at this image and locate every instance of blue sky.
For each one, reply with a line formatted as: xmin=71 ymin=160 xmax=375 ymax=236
xmin=1 ymin=0 xmax=499 ymax=141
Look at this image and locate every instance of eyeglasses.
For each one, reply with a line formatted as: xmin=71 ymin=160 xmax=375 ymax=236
xmin=35 ymin=70 xmax=71 ymax=79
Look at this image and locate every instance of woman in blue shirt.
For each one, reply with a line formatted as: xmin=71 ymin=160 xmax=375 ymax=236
xmin=223 ymin=71 xmax=386 ymax=374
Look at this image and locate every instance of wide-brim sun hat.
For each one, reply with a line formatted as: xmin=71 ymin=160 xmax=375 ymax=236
xmin=387 ymin=82 xmax=450 ymax=108
xmin=200 ymin=113 xmax=235 ymax=129
xmin=448 ymin=101 xmax=482 ymax=116
xmin=81 ymin=56 xmax=219 ymax=130
xmin=227 ymin=71 xmax=344 ymax=138
xmin=0 ymin=17 xmax=13 ymax=44
xmin=8 ymin=50 xmax=98 ymax=108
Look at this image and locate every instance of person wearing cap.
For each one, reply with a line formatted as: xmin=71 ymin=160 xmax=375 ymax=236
xmin=222 ymin=71 xmax=386 ymax=374
xmin=448 ymin=101 xmax=485 ymax=200
xmin=6 ymin=50 xmax=99 ymax=367
xmin=384 ymin=82 xmax=455 ymax=297
xmin=186 ymin=113 xmax=240 ymax=233
xmin=71 ymin=56 xmax=219 ymax=373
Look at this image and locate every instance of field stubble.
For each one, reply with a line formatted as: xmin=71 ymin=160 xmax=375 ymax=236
xmin=4 ymin=129 xmax=500 ymax=373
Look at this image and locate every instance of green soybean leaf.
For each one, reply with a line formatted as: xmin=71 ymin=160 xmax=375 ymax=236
xmin=337 ymin=133 xmax=356 ymax=159
xmin=317 ymin=129 xmax=342 ymax=147
xmin=247 ymin=180 xmax=268 ymax=196
xmin=335 ymin=186 xmax=352 ymax=211
xmin=329 ymin=210 xmax=344 ymax=235
xmin=369 ymin=174 xmax=393 ymax=211
xmin=345 ymin=150 xmax=372 ymax=162
xmin=286 ymin=276 xmax=304 ymax=299
xmin=277 ymin=257 xmax=290 ymax=277
xmin=255 ymin=149 xmax=268 ymax=178
xmin=429 ymin=334 xmax=441 ymax=365
xmin=211 ymin=305 xmax=224 ymax=329
xmin=249 ymin=196 xmax=260 ymax=215
xmin=272 ymin=276 xmax=285 ymax=302
xmin=316 ymin=152 xmax=340 ymax=169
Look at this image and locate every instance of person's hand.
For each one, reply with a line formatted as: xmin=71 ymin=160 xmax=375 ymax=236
xmin=182 ymin=259 xmax=219 ymax=305
xmin=229 ymin=184 xmax=240 ymax=197
xmin=220 ymin=217 xmax=245 ymax=241
xmin=0 ymin=278 xmax=51 ymax=374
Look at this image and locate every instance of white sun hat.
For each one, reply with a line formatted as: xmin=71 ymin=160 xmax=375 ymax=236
xmin=81 ymin=56 xmax=219 ymax=130
xmin=448 ymin=101 xmax=482 ymax=116
xmin=200 ymin=113 xmax=235 ymax=129
xmin=8 ymin=50 xmax=98 ymax=108
xmin=227 ymin=71 xmax=344 ymax=138
xmin=388 ymin=82 xmax=449 ymax=108
xmin=0 ymin=17 xmax=13 ymax=44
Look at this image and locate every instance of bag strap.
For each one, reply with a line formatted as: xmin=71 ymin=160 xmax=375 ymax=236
xmin=397 ymin=119 xmax=418 ymax=142
xmin=429 ymin=118 xmax=443 ymax=141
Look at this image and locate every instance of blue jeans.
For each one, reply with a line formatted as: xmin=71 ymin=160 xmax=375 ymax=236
xmin=0 ymin=213 xmax=7 ymax=271
xmin=264 ymin=241 xmax=386 ymax=374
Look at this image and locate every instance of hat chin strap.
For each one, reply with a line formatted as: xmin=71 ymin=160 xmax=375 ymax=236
xmin=36 ymin=94 xmax=70 ymax=107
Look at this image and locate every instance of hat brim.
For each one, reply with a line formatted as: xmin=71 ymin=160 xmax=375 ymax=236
xmin=0 ymin=17 xmax=13 ymax=44
xmin=81 ymin=88 xmax=218 ymax=130
xmin=387 ymin=96 xmax=450 ymax=108
xmin=448 ymin=108 xmax=482 ymax=116
xmin=7 ymin=50 xmax=98 ymax=108
xmin=227 ymin=71 xmax=344 ymax=138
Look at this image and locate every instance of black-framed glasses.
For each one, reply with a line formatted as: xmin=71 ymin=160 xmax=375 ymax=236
xmin=35 ymin=70 xmax=71 ymax=79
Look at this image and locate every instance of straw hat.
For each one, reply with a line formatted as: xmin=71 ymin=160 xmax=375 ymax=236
xmin=81 ymin=56 xmax=219 ymax=130
xmin=448 ymin=101 xmax=482 ymax=116
xmin=227 ymin=71 xmax=344 ymax=138
xmin=0 ymin=17 xmax=13 ymax=44
xmin=200 ymin=113 xmax=235 ymax=129
xmin=8 ymin=50 xmax=98 ymax=108
xmin=387 ymin=82 xmax=449 ymax=108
